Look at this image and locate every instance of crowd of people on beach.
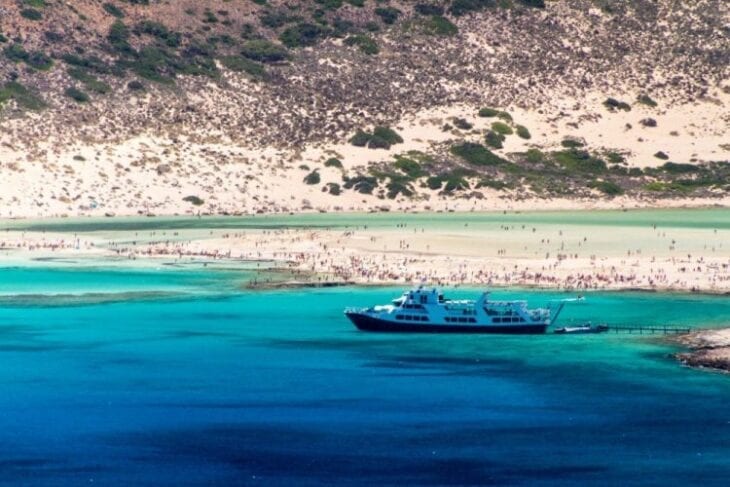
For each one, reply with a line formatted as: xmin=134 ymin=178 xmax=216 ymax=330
xmin=3 ymin=223 xmax=728 ymax=293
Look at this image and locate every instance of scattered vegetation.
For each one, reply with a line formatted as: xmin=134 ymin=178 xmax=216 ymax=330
xmin=241 ymin=40 xmax=289 ymax=62
xmin=20 ymin=8 xmax=43 ymax=21
xmin=453 ymin=118 xmax=473 ymax=130
xmin=561 ymin=138 xmax=585 ymax=149
xmin=65 ymin=87 xmax=90 ymax=103
xmin=304 ymin=170 xmax=321 ymax=184
xmin=451 ymin=142 xmax=508 ymax=166
xmin=478 ymin=107 xmax=499 ymax=117
xmin=0 ymin=81 xmax=46 ymax=111
xmin=4 ymin=44 xmax=53 ymax=70
xmin=637 ymin=94 xmax=658 ymax=107
xmin=324 ymin=157 xmax=343 ymax=168
xmin=604 ymin=97 xmax=631 ymax=112
xmin=183 ymin=195 xmax=204 ymax=206
xmin=344 ymin=34 xmax=379 ymax=55
xmin=349 ymin=126 xmax=403 ymax=150
xmin=588 ymin=180 xmax=623 ymax=196
xmin=515 ymin=125 xmax=531 ymax=140
xmin=491 ymin=121 xmax=513 ymax=136
xmin=484 ymin=131 xmax=505 ymax=149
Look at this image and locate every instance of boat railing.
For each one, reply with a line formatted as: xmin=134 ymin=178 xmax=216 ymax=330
xmin=344 ymin=306 xmax=371 ymax=314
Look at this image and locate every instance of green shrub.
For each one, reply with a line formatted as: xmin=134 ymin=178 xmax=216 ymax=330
xmin=478 ymin=107 xmax=499 ymax=117
xmin=484 ymin=130 xmax=505 ymax=149
xmin=394 ymin=157 xmax=426 ymax=178
xmin=0 ymin=81 xmax=46 ymax=111
xmin=369 ymin=126 xmax=403 ymax=149
xmin=343 ymin=174 xmax=378 ymax=194
xmin=415 ymin=3 xmax=444 ymax=15
xmin=127 ymin=80 xmax=145 ymax=91
xmin=442 ymin=176 xmax=470 ymax=192
xmin=4 ymin=44 xmax=53 ymax=70
xmin=279 ymin=23 xmax=325 ymax=48
xmin=515 ymin=125 xmax=531 ymax=140
xmin=453 ymin=118 xmax=473 ymax=130
xmin=491 ymin=121 xmax=513 ymax=135
xmin=422 ymin=15 xmax=458 ymax=36
xmin=220 ymin=56 xmax=266 ymax=78
xmin=426 ymin=176 xmax=443 ymax=190
xmin=65 ymin=87 xmax=90 ymax=103
xmin=637 ymin=94 xmax=657 ymax=107
xmin=661 ymin=162 xmax=698 ymax=174
xmin=450 ymin=142 xmax=507 ymax=166
xmin=183 ymin=195 xmax=204 ymax=205
xmin=349 ymin=129 xmax=371 ymax=147
xmin=374 ymin=7 xmax=400 ymax=24
xmin=561 ymin=138 xmax=585 ymax=148
xmin=61 ymin=53 xmax=110 ymax=74
xmin=605 ymin=151 xmax=625 ymax=164
xmin=134 ymin=20 xmax=181 ymax=47
xmin=20 ymin=8 xmax=43 ymax=21
xmin=324 ymin=157 xmax=343 ymax=168
xmin=385 ymin=179 xmax=413 ymax=199
xmin=525 ymin=148 xmax=544 ymax=163
xmin=68 ymin=68 xmax=111 ymax=94
xmin=103 ymin=3 xmax=125 ymax=18
xmin=241 ymin=39 xmax=289 ymax=62
xmin=108 ymin=20 xmax=132 ymax=54
xmin=351 ymin=126 xmax=403 ymax=150
xmin=496 ymin=111 xmax=512 ymax=122
xmin=477 ymin=178 xmax=508 ymax=190
xmin=344 ymin=35 xmax=379 ymax=55
xmin=304 ymin=171 xmax=321 ymax=185
xmin=589 ymin=180 xmax=623 ymax=195
xmin=449 ymin=0 xmax=497 ymax=17
xmin=644 ymin=182 xmax=690 ymax=193
xmin=553 ymin=150 xmax=607 ymax=174
xmin=603 ymin=97 xmax=631 ymax=112
xmin=325 ymin=183 xmax=342 ymax=195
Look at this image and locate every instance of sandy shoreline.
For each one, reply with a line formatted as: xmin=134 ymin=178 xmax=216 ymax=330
xmin=1 ymin=210 xmax=728 ymax=294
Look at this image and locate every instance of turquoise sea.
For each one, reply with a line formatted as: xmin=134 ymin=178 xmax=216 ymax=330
xmin=1 ymin=264 xmax=730 ymax=485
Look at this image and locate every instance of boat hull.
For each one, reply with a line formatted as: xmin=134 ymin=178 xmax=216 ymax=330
xmin=347 ymin=313 xmax=548 ymax=334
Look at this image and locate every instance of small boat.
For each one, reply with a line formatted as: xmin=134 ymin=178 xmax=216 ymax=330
xmin=554 ymin=323 xmax=609 ymax=334
xmin=345 ymin=286 xmax=573 ymax=334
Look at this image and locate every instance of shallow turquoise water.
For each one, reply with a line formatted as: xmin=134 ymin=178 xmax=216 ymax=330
xmin=4 ymin=207 xmax=729 ymax=233
xmin=1 ymin=265 xmax=730 ymax=484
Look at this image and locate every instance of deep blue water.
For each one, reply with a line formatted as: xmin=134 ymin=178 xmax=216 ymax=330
xmin=1 ymin=267 xmax=730 ymax=485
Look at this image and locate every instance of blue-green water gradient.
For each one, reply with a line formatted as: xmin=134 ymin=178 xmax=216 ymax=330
xmin=1 ymin=266 xmax=730 ymax=485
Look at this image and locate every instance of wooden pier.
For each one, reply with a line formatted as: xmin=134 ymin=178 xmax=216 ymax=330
xmin=607 ymin=325 xmax=690 ymax=335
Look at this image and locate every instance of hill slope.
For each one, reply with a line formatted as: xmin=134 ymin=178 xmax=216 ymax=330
xmin=0 ymin=0 xmax=728 ymax=216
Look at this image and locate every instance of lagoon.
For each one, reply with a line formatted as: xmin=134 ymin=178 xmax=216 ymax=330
xmin=1 ymin=264 xmax=730 ymax=484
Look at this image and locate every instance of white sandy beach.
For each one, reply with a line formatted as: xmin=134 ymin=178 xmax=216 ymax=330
xmin=0 ymin=90 xmax=727 ymax=219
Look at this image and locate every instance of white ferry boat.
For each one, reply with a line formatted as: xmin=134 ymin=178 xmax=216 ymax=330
xmin=345 ymin=287 xmax=574 ymax=334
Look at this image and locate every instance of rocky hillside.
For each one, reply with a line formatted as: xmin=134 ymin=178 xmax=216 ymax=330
xmin=0 ymin=0 xmax=728 ymax=216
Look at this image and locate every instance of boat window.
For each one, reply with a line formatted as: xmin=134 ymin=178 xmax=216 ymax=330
xmin=458 ymin=317 xmax=467 ymax=323
xmin=421 ymin=316 xmax=429 ymax=322
xmin=469 ymin=318 xmax=476 ymax=323
xmin=396 ymin=315 xmax=404 ymax=320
